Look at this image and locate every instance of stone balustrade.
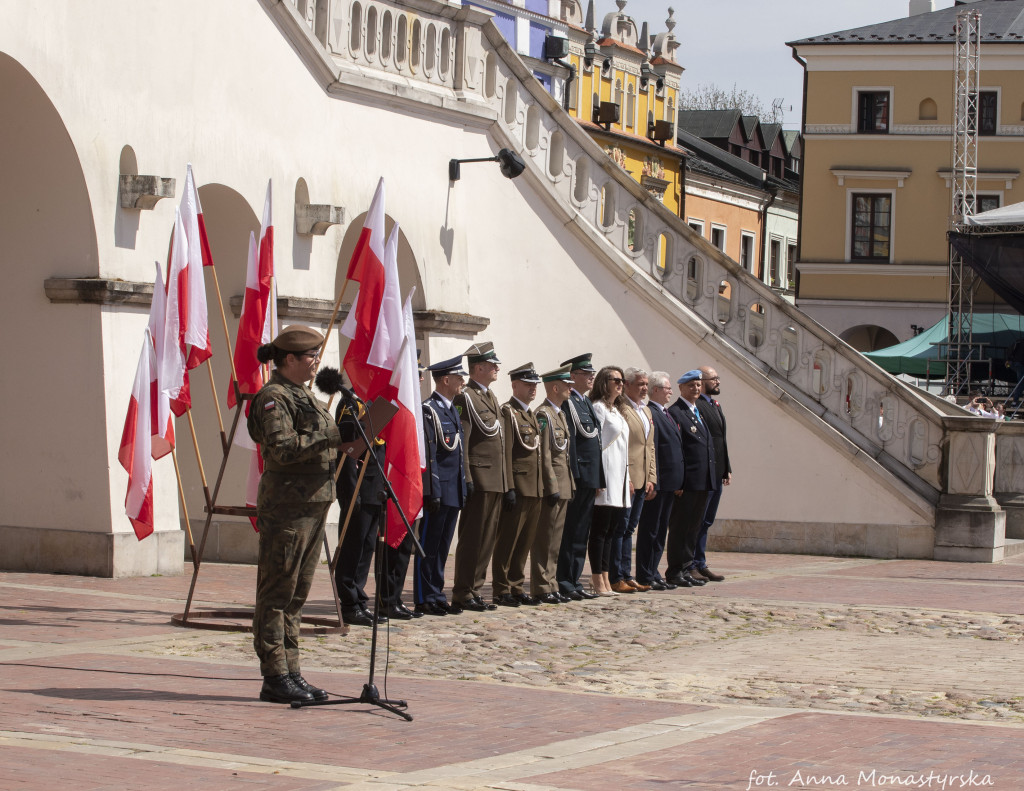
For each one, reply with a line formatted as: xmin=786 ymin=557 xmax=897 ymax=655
xmin=270 ymin=0 xmax=1006 ymax=555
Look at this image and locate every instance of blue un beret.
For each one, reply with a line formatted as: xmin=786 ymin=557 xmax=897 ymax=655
xmin=677 ymin=369 xmax=702 ymax=384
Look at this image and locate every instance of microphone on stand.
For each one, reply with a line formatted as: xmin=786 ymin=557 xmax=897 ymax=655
xmin=315 ymin=366 xmax=361 ymax=405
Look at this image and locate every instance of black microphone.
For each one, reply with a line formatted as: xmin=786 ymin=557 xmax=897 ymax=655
xmin=314 ymin=366 xmax=361 ymax=403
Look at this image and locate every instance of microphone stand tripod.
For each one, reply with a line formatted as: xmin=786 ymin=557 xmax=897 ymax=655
xmin=293 ymin=392 xmax=425 ymax=720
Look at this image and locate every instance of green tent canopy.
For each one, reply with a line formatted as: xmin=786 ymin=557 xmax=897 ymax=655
xmin=864 ymin=312 xmax=1024 ymax=378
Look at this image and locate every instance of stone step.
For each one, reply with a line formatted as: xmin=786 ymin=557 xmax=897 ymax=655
xmin=1003 ymin=538 xmax=1024 ymax=558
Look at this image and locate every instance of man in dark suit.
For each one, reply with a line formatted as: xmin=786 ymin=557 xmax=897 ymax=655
xmin=694 ymin=366 xmax=731 ymax=582
xmin=665 ymin=369 xmax=720 ymax=588
xmin=635 ymin=371 xmax=682 ymax=590
xmin=556 ymin=353 xmax=604 ymax=600
xmin=414 ymin=355 xmax=470 ymax=616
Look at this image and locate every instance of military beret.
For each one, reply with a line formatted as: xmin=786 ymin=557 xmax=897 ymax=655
xmin=272 ymin=325 xmax=325 ymax=352
xmin=677 ymin=369 xmax=702 ymax=384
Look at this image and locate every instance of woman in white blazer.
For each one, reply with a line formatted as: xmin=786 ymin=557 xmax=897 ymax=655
xmin=588 ymin=366 xmax=631 ymax=595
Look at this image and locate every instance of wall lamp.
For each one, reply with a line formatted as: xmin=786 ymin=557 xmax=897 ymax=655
xmin=449 ymin=148 xmax=526 ymax=182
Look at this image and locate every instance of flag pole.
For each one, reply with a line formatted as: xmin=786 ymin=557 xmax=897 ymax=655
xmin=208 ymin=266 xmax=238 ymax=385
xmin=204 ymin=360 xmax=228 ymax=452
xmin=317 ymin=276 xmax=356 ymax=412
xmin=186 ymin=411 xmax=213 ymax=512
xmin=171 ymin=448 xmax=198 ymax=568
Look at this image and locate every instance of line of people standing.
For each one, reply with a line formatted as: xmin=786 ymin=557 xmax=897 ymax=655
xmin=394 ymin=345 xmax=734 ymax=618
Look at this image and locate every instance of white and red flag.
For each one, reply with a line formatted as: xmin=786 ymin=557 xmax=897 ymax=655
xmin=147 ymin=262 xmax=174 ymax=460
xmin=180 ymin=164 xmax=212 ymax=369
xmin=187 ymin=164 xmax=215 ymax=268
xmin=163 ymin=209 xmax=191 ymax=416
xmin=229 ymin=181 xmax=273 ymax=409
xmin=382 ymin=286 xmax=425 ymax=546
xmin=340 ymin=178 xmax=388 ymax=400
xmin=119 ymin=329 xmax=157 ymax=540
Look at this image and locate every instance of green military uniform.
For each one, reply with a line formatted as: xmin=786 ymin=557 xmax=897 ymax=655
xmin=492 ymin=364 xmax=544 ymax=599
xmin=532 ymin=388 xmax=576 ymax=597
xmin=451 ymin=344 xmax=510 ymax=605
xmin=248 ymin=369 xmax=339 ymax=678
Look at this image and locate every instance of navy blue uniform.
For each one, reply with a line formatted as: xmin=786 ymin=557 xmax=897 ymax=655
xmin=635 ymin=402 xmax=684 ymax=584
xmin=414 ymin=392 xmax=467 ymax=605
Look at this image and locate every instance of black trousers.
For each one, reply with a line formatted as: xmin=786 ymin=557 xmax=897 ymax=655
xmin=380 ymin=527 xmax=414 ymax=608
xmin=588 ymin=505 xmax=625 ymax=574
xmin=635 ymin=489 xmax=674 ymax=583
xmin=335 ymin=504 xmax=380 ymax=610
xmin=664 ymin=490 xmax=711 ymax=579
xmin=556 ymin=485 xmax=595 ymax=593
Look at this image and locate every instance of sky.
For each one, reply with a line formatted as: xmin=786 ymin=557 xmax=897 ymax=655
xmin=621 ymin=0 xmax=958 ymax=128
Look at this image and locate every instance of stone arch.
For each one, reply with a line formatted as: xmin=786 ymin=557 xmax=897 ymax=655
xmin=335 ymin=212 xmax=424 ymax=313
xmin=841 ymin=324 xmax=899 ymax=352
xmin=0 ymin=52 xmax=104 ymax=529
xmin=177 ymin=183 xmax=261 ymax=537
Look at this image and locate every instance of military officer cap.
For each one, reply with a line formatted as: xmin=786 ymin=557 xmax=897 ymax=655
xmin=272 ymin=325 xmax=325 ymax=352
xmin=465 ymin=340 xmax=501 ymax=365
xmin=677 ymin=369 xmax=703 ymax=384
xmin=428 ymin=355 xmax=469 ymax=378
xmin=561 ymin=352 xmax=596 ymax=372
xmin=509 ymin=362 xmax=542 ymax=384
xmin=541 ymin=364 xmax=573 ymax=383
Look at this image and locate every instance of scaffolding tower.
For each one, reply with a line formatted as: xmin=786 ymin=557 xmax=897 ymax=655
xmin=946 ymin=7 xmax=982 ymax=395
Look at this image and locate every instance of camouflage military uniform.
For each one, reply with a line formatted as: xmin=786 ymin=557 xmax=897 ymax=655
xmin=248 ymin=370 xmax=339 ymax=677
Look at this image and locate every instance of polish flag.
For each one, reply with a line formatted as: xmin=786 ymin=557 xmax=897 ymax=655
xmin=229 ymin=181 xmax=273 ymax=409
xmin=180 ymin=164 xmax=212 ymax=369
xmin=119 ymin=329 xmax=157 ymax=540
xmin=341 ymin=178 xmax=388 ymax=400
xmin=147 ymin=262 xmax=175 ymax=460
xmin=188 ymin=165 xmax=215 ymax=268
xmin=382 ymin=287 xmax=425 ymax=546
xmin=163 ymin=209 xmax=191 ymax=416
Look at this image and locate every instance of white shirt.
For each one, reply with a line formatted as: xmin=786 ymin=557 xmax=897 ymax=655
xmin=627 ymin=397 xmax=651 ymax=437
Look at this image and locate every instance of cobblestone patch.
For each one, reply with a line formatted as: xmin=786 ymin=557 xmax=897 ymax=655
xmin=143 ymin=595 xmax=1024 ymax=724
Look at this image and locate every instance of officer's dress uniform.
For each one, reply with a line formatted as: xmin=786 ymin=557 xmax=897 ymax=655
xmin=532 ymin=397 xmax=575 ymax=598
xmin=249 ymin=369 xmax=339 ymax=678
xmin=415 ymin=389 xmax=467 ymax=607
xmin=452 ymin=379 xmax=510 ymax=605
xmin=557 ymin=377 xmax=604 ymax=596
xmin=492 ymin=392 xmax=544 ymax=600
xmin=334 ymin=400 xmax=388 ymax=621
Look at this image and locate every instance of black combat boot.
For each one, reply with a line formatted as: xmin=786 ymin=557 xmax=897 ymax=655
xmin=260 ymin=673 xmax=315 ymax=704
xmin=289 ymin=672 xmax=328 ymax=701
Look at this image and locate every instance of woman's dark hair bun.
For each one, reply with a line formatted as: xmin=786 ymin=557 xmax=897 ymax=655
xmin=256 ymin=343 xmax=275 ymax=364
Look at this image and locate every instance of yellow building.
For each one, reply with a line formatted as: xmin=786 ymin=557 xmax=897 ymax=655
xmin=564 ymin=2 xmax=686 ymax=216
xmin=790 ymin=0 xmax=1022 ymax=351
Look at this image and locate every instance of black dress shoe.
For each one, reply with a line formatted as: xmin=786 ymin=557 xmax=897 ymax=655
xmin=260 ymin=674 xmax=314 ymax=704
xmin=399 ymin=602 xmax=424 ymax=618
xmin=681 ymin=573 xmax=707 ymax=587
xmin=579 ymin=590 xmax=600 ymax=599
xmin=369 ymin=608 xmax=389 ymax=623
xmin=659 ymin=578 xmax=678 ymax=590
xmin=415 ymin=601 xmax=448 ymax=616
xmin=388 ymin=604 xmax=415 ymax=620
xmin=343 ymin=608 xmax=375 ymax=627
xmin=472 ymin=596 xmax=498 ymax=611
xmin=445 ymin=600 xmax=464 ymax=615
xmin=647 ymin=579 xmax=667 ymax=591
xmin=666 ymin=574 xmax=692 ymax=587
xmin=289 ymin=673 xmax=328 ymax=701
xmin=515 ymin=593 xmax=541 ymax=606
xmin=563 ymin=590 xmax=583 ymax=601
xmin=537 ymin=592 xmax=562 ymax=604
xmin=555 ymin=592 xmax=573 ymax=603
xmin=493 ymin=593 xmax=521 ymax=607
